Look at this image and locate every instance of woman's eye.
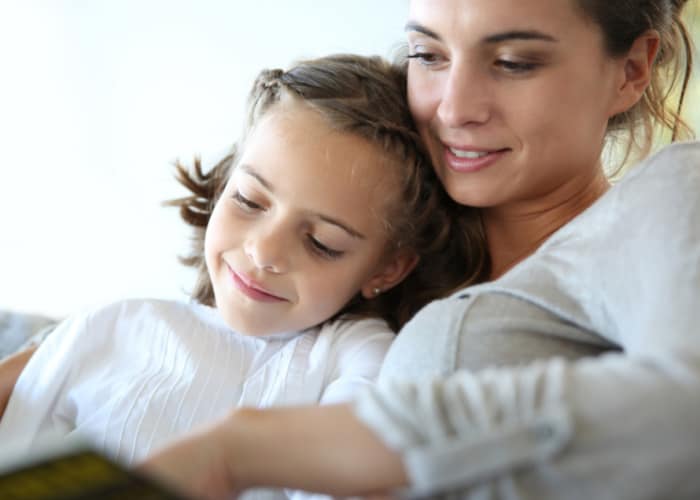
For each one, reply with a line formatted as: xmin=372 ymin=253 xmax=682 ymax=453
xmin=308 ymin=236 xmax=344 ymax=260
xmin=496 ymin=59 xmax=539 ymax=74
xmin=232 ymin=191 xmax=263 ymax=212
xmin=406 ymin=51 xmax=443 ymax=67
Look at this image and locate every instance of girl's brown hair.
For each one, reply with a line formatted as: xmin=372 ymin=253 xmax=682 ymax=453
xmin=167 ymin=54 xmax=488 ymax=331
xmin=576 ymin=0 xmax=695 ymax=162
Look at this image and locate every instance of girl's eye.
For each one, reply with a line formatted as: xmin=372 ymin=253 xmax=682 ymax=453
xmin=495 ymin=59 xmax=539 ymax=74
xmin=232 ymin=191 xmax=263 ymax=212
xmin=308 ymin=236 xmax=344 ymax=260
xmin=406 ymin=51 xmax=444 ymax=67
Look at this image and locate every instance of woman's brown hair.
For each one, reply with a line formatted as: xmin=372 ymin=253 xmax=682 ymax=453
xmin=166 ymin=54 xmax=488 ymax=331
xmin=576 ymin=0 xmax=695 ymax=164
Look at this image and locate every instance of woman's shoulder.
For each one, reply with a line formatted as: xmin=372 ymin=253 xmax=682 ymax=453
xmin=585 ymin=139 xmax=700 ymax=229
xmin=537 ymin=139 xmax=700 ymax=249
xmin=642 ymin=139 xmax=700 ymax=165
xmin=620 ymin=139 xmax=700 ymax=188
xmin=584 ymin=139 xmax=697 ymax=212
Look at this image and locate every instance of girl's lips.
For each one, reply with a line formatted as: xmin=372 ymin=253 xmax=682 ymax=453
xmin=443 ymin=145 xmax=509 ymax=173
xmin=228 ymin=267 xmax=287 ymax=303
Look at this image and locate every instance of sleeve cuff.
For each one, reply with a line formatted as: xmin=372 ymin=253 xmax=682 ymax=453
xmin=353 ymin=382 xmax=573 ymax=498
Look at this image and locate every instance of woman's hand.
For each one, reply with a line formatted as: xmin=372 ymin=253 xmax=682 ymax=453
xmin=139 ymin=420 xmax=241 ymax=500
xmin=0 ymin=345 xmax=36 ymax=419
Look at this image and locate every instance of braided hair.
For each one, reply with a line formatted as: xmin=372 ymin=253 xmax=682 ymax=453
xmin=166 ymin=54 xmax=488 ymax=331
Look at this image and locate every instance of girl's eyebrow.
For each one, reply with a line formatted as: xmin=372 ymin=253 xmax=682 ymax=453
xmin=237 ymin=164 xmax=365 ymax=240
xmin=317 ymin=214 xmax=365 ymax=240
xmin=239 ymin=163 xmax=274 ymax=192
xmin=405 ymin=21 xmax=557 ymax=44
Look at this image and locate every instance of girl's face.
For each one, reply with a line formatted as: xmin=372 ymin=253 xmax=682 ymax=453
xmin=205 ymin=100 xmax=412 ymax=336
xmin=406 ymin=0 xmax=629 ymax=212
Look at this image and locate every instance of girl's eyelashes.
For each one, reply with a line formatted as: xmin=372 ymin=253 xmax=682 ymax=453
xmin=307 ymin=235 xmax=344 ymax=260
xmin=232 ymin=191 xmax=264 ymax=212
xmin=230 ymin=188 xmax=345 ymax=261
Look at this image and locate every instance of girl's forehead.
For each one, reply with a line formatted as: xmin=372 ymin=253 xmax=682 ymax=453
xmin=237 ymin=101 xmax=403 ymax=205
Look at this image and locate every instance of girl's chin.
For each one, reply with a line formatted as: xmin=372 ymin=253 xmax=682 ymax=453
xmin=218 ymin=308 xmax=268 ymax=336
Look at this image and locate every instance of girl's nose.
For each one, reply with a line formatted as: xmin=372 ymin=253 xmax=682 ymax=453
xmin=244 ymin=225 xmax=289 ymax=274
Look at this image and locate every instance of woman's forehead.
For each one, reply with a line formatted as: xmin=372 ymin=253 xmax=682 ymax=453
xmin=406 ymin=0 xmax=588 ymax=38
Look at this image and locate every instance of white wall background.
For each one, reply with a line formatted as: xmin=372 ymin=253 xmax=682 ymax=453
xmin=0 ymin=1 xmax=409 ymax=317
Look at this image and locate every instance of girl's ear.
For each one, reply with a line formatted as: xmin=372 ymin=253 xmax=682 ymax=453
xmin=360 ymin=251 xmax=419 ymax=299
xmin=609 ymin=30 xmax=660 ymax=117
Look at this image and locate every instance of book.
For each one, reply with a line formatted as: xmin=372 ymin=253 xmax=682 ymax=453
xmin=0 ymin=437 xmax=187 ymax=500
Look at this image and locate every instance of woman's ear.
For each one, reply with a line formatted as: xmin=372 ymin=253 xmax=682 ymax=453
xmin=609 ymin=30 xmax=660 ymax=117
xmin=360 ymin=251 xmax=419 ymax=299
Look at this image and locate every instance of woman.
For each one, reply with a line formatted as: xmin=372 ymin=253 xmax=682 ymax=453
xmin=6 ymin=0 xmax=700 ymax=498
xmin=138 ymin=0 xmax=699 ymax=498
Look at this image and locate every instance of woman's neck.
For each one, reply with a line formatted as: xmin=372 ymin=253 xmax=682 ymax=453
xmin=483 ymin=170 xmax=610 ymax=280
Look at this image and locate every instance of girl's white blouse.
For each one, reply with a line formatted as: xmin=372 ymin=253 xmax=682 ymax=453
xmin=0 ymin=298 xmax=393 ymax=465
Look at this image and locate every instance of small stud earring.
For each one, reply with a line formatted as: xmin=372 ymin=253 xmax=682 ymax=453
xmin=372 ymin=287 xmax=382 ymax=297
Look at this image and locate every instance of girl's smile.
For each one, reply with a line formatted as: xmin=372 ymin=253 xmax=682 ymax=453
xmin=227 ymin=265 xmax=288 ymax=303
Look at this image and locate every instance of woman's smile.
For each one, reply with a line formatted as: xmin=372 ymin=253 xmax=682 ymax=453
xmin=443 ymin=143 xmax=510 ymax=173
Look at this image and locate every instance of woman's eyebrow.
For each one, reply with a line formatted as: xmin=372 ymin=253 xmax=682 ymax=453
xmin=483 ymin=30 xmax=558 ymax=44
xmin=404 ymin=22 xmax=557 ymax=46
xmin=404 ymin=21 xmax=442 ymax=41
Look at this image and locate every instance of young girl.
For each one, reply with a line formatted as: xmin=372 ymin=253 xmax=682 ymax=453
xmin=0 ymin=54 xmax=485 ymax=464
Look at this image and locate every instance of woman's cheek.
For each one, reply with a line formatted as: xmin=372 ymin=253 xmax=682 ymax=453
xmin=407 ymin=72 xmax=438 ymax=127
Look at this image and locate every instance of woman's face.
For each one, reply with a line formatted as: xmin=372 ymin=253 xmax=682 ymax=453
xmin=406 ymin=0 xmax=627 ymax=211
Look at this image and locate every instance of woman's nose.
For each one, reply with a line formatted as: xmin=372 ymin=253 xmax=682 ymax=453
xmin=436 ymin=62 xmax=491 ymax=128
xmin=244 ymin=224 xmax=289 ymax=274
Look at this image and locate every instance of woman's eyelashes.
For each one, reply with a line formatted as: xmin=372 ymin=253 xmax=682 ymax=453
xmin=406 ymin=50 xmax=444 ymax=67
xmin=494 ymin=57 xmax=542 ymax=74
xmin=407 ymin=41 xmax=544 ymax=75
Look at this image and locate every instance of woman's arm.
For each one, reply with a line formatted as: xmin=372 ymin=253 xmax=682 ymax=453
xmin=0 ymin=345 xmax=36 ymax=419
xmin=139 ymin=142 xmax=700 ymax=499
xmin=140 ymin=404 xmax=408 ymax=499
xmin=141 ymin=352 xmax=700 ymax=500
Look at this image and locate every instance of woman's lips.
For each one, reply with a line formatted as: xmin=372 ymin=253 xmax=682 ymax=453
xmin=228 ymin=267 xmax=287 ymax=303
xmin=443 ymin=145 xmax=509 ymax=173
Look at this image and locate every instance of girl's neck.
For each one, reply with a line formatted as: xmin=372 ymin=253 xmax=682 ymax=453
xmin=483 ymin=169 xmax=610 ymax=280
